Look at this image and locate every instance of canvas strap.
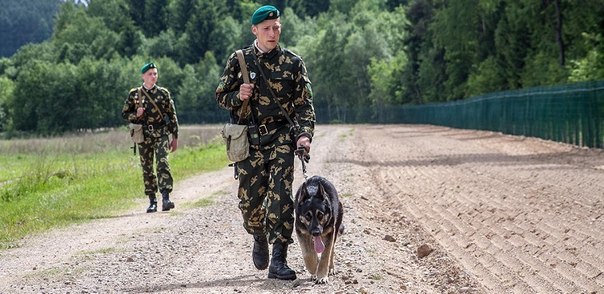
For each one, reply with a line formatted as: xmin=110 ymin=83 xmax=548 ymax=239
xmin=235 ymin=49 xmax=250 ymax=124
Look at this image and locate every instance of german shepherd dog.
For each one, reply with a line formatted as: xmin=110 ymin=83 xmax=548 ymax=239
xmin=295 ymin=175 xmax=343 ymax=284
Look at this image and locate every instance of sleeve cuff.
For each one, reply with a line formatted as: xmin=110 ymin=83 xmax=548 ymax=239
xmin=232 ymin=93 xmax=243 ymax=107
xmin=296 ymin=132 xmax=312 ymax=143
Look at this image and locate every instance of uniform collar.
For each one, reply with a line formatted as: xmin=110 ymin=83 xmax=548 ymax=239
xmin=253 ymin=41 xmax=281 ymax=59
xmin=253 ymin=39 xmax=267 ymax=54
xmin=142 ymin=83 xmax=156 ymax=91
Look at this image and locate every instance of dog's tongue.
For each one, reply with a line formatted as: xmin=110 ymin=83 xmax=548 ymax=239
xmin=314 ymin=236 xmax=325 ymax=253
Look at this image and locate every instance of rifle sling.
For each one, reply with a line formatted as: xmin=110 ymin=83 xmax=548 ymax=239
xmin=139 ymin=87 xmax=164 ymax=118
xmin=235 ymin=50 xmax=250 ymax=125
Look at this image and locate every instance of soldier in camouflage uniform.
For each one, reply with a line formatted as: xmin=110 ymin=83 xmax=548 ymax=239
xmin=216 ymin=5 xmax=315 ymax=281
xmin=122 ymin=62 xmax=179 ymax=213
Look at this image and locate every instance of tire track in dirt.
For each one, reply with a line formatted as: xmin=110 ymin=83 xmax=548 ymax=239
xmin=323 ymin=125 xmax=486 ymax=293
xmin=354 ymin=124 xmax=604 ymax=293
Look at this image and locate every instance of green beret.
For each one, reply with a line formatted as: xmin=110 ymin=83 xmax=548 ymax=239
xmin=251 ymin=5 xmax=280 ymax=25
xmin=140 ymin=62 xmax=157 ymax=74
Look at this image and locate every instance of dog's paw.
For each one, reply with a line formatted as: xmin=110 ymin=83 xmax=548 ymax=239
xmin=315 ymin=276 xmax=329 ymax=284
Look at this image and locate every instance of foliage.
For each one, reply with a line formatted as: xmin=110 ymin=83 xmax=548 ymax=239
xmin=0 ymin=0 xmax=603 ymax=133
xmin=0 ymin=77 xmax=14 ymax=131
xmin=0 ymin=0 xmax=58 ymax=57
xmin=466 ymin=56 xmax=505 ymax=96
xmin=403 ymin=0 xmax=604 ymax=103
xmin=568 ymin=33 xmax=604 ymax=82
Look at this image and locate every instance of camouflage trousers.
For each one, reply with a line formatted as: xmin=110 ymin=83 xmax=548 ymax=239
xmin=236 ymin=144 xmax=295 ymax=245
xmin=138 ymin=131 xmax=173 ymax=197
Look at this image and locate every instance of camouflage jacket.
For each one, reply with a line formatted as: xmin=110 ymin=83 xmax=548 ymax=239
xmin=122 ymin=85 xmax=179 ymax=138
xmin=215 ymin=44 xmax=315 ymax=147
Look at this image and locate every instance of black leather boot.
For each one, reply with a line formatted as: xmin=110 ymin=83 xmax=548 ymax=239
xmin=161 ymin=191 xmax=175 ymax=211
xmin=252 ymin=233 xmax=269 ymax=270
xmin=268 ymin=242 xmax=297 ymax=280
xmin=146 ymin=196 xmax=157 ymax=213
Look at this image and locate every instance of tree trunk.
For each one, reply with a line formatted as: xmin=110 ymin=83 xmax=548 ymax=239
xmin=554 ymin=0 xmax=565 ymax=65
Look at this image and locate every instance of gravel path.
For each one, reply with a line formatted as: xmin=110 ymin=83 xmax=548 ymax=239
xmin=0 ymin=124 xmax=602 ymax=293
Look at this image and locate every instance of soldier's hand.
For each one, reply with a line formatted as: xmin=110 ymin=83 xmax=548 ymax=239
xmin=136 ymin=107 xmax=144 ymax=117
xmin=295 ymin=146 xmax=310 ymax=163
xmin=297 ymin=136 xmax=311 ymax=154
xmin=239 ymin=83 xmax=254 ymax=101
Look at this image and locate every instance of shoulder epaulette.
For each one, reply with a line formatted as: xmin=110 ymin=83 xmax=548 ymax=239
xmin=157 ymin=86 xmax=170 ymax=95
xmin=282 ymin=48 xmax=300 ymax=58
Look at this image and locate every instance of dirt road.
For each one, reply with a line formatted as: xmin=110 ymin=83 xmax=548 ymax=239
xmin=0 ymin=124 xmax=603 ymax=293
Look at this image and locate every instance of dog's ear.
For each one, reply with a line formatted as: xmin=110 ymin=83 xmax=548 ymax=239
xmin=317 ymin=182 xmax=327 ymax=200
xmin=298 ymin=181 xmax=310 ymax=202
xmin=318 ymin=182 xmax=334 ymax=218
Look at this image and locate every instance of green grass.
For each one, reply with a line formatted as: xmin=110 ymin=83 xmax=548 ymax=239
xmin=182 ymin=195 xmax=216 ymax=209
xmin=339 ymin=193 xmax=353 ymax=198
xmin=0 ymin=126 xmax=229 ymax=249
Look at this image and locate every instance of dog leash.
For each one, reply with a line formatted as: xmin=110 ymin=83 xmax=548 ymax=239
xmin=295 ymin=147 xmax=310 ymax=181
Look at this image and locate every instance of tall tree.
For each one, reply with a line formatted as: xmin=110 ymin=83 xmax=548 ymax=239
xmin=53 ymin=7 xmax=120 ymax=62
xmin=430 ymin=0 xmax=482 ymax=100
xmin=0 ymin=0 xmax=58 ymax=57
xmin=12 ymin=61 xmax=78 ymax=133
xmin=493 ymin=0 xmax=533 ymax=89
xmin=143 ymin=0 xmax=169 ymax=37
xmin=401 ymin=0 xmax=434 ymax=104
xmin=0 ymin=76 xmax=14 ymax=131
xmin=565 ymin=0 xmax=604 ymax=81
xmin=288 ymin=0 xmax=330 ymax=18
xmin=168 ymin=0 xmax=195 ymax=34
xmin=299 ymin=12 xmax=352 ymax=122
xmin=551 ymin=0 xmax=564 ymax=66
xmin=88 ymin=0 xmax=142 ymax=57
xmin=181 ymin=0 xmax=229 ymax=64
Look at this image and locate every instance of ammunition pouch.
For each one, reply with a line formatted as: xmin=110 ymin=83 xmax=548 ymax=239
xmin=129 ymin=123 xmax=144 ymax=144
xmin=221 ymin=123 xmax=249 ymax=162
xmin=248 ymin=124 xmax=261 ymax=146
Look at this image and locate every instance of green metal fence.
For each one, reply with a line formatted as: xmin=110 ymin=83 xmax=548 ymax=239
xmin=182 ymin=80 xmax=604 ymax=148
xmin=395 ymin=80 xmax=604 ymax=148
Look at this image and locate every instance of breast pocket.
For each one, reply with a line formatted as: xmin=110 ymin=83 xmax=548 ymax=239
xmin=270 ymin=72 xmax=295 ymax=101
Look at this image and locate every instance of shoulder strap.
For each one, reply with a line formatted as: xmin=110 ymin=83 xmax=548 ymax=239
xmin=235 ymin=49 xmax=250 ymax=124
xmin=139 ymin=87 xmax=163 ymax=118
xmin=236 ymin=50 xmax=251 ymax=84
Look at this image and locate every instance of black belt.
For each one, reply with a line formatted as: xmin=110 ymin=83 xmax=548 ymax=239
xmin=144 ymin=122 xmax=166 ymax=131
xmin=258 ymin=121 xmax=287 ymax=136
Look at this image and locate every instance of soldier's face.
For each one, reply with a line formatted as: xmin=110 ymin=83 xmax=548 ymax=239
xmin=142 ymin=68 xmax=158 ymax=85
xmin=252 ymin=18 xmax=281 ymax=52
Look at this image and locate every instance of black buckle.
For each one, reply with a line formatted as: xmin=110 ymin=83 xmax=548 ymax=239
xmin=258 ymin=124 xmax=268 ymax=136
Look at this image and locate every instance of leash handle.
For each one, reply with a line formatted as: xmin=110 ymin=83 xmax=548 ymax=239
xmin=295 ymin=147 xmax=309 ymax=180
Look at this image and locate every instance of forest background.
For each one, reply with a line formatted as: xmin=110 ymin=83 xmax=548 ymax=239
xmin=0 ymin=0 xmax=603 ymax=136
